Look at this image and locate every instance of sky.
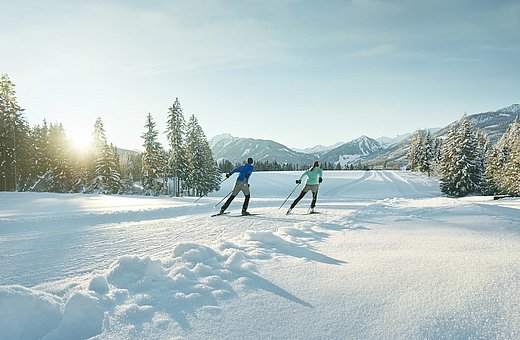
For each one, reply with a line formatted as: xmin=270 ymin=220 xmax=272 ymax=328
xmin=1 ymin=0 xmax=519 ymax=151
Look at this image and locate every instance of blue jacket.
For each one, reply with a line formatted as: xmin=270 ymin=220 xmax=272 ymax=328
xmin=230 ymin=163 xmax=254 ymax=182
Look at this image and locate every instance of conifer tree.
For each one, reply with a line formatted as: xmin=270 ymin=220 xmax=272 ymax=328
xmin=491 ymin=116 xmax=520 ymax=195
xmin=30 ymin=121 xmax=51 ymax=183
xmin=89 ymin=118 xmax=121 ymax=194
xmin=165 ymin=98 xmax=187 ymax=196
xmin=440 ymin=118 xmax=482 ymax=197
xmin=407 ymin=130 xmax=423 ymax=171
xmin=44 ymin=123 xmax=75 ymax=192
xmin=502 ymin=139 xmax=520 ymax=196
xmin=440 ymin=124 xmax=459 ymax=196
xmin=141 ymin=113 xmax=167 ymax=195
xmin=481 ymin=147 xmax=502 ymax=195
xmin=184 ymin=115 xmax=221 ymax=196
xmin=0 ymin=74 xmax=29 ymax=191
xmin=418 ymin=131 xmax=433 ymax=176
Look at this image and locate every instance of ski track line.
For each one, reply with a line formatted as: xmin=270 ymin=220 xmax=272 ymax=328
xmin=385 ymin=171 xmax=426 ymax=198
xmin=378 ymin=171 xmax=408 ymax=197
xmin=320 ymin=171 xmax=372 ymax=196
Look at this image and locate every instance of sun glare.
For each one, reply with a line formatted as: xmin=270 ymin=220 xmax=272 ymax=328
xmin=69 ymin=133 xmax=92 ymax=153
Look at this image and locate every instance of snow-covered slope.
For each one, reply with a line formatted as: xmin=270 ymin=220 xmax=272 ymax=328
xmin=210 ymin=105 xmax=519 ymax=169
xmin=210 ymin=134 xmax=315 ymax=165
xmin=2 ymin=171 xmax=519 ymax=339
xmin=319 ymin=135 xmax=383 ymax=165
xmin=292 ymin=142 xmax=344 ymax=156
xmin=366 ymin=104 xmax=520 ymax=167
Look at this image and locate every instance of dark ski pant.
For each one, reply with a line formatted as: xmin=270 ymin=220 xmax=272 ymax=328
xmin=290 ymin=184 xmax=318 ymax=209
xmin=221 ymin=180 xmax=250 ymax=213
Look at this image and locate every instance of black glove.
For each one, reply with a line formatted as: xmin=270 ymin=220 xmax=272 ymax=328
xmin=244 ymin=173 xmax=250 ymax=180
xmin=318 ymin=177 xmax=323 ymax=184
xmin=296 ymin=179 xmax=302 ymax=184
xmin=226 ymin=173 xmax=231 ymax=178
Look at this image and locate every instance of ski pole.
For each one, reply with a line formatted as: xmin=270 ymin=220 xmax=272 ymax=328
xmin=279 ymin=183 xmax=300 ymax=209
xmin=193 ymin=176 xmax=229 ymax=203
xmin=214 ymin=190 xmax=233 ymax=208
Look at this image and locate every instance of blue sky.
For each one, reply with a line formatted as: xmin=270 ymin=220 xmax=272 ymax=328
xmin=1 ymin=0 xmax=519 ymax=150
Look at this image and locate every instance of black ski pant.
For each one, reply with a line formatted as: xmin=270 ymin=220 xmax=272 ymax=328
xmin=221 ymin=194 xmax=250 ymax=212
xmin=290 ymin=190 xmax=318 ymax=209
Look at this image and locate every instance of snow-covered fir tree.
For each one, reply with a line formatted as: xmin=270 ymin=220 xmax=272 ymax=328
xmin=165 ymin=98 xmax=187 ymax=196
xmin=502 ymin=138 xmax=520 ymax=196
xmin=439 ymin=118 xmax=483 ymax=197
xmin=141 ymin=113 xmax=167 ymax=195
xmin=29 ymin=120 xmax=51 ymax=186
xmin=184 ymin=115 xmax=221 ymax=196
xmin=407 ymin=130 xmax=434 ymax=176
xmin=439 ymin=124 xmax=458 ymax=195
xmin=36 ymin=123 xmax=76 ymax=192
xmin=481 ymin=144 xmax=502 ymax=195
xmin=418 ymin=131 xmax=433 ymax=176
xmin=0 ymin=74 xmax=30 ymax=191
xmin=89 ymin=118 xmax=121 ymax=194
xmin=407 ymin=130 xmax=422 ymax=171
xmin=488 ymin=116 xmax=520 ymax=195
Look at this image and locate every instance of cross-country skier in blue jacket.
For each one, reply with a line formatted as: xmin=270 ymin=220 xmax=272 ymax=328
xmin=219 ymin=157 xmax=254 ymax=215
xmin=287 ymin=160 xmax=323 ymax=214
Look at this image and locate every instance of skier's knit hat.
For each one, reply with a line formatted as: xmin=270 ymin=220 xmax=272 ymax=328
xmin=247 ymin=157 xmax=254 ymax=164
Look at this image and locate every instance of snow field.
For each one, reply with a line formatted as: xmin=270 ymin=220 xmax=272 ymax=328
xmin=1 ymin=171 xmax=519 ymax=339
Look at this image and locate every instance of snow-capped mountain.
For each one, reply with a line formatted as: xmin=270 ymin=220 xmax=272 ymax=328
xmin=292 ymin=142 xmax=344 ymax=156
xmin=319 ymin=135 xmax=383 ymax=165
xmin=438 ymin=104 xmax=520 ymax=143
xmin=365 ymin=104 xmax=520 ymax=167
xmin=210 ymin=104 xmax=519 ymax=168
xmin=210 ymin=134 xmax=316 ymax=165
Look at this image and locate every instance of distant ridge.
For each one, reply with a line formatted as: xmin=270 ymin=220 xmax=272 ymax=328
xmin=209 ymin=104 xmax=519 ymax=168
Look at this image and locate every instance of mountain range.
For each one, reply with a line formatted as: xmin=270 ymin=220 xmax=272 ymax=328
xmin=209 ymin=104 xmax=520 ymax=168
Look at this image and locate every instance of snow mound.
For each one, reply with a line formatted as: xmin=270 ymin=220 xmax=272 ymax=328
xmin=0 ymin=286 xmax=62 ymax=340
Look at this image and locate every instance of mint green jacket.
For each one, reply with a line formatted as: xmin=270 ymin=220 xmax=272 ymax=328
xmin=299 ymin=167 xmax=323 ymax=185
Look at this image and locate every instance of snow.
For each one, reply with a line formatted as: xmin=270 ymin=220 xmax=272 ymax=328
xmin=337 ymin=153 xmax=362 ymax=166
xmin=1 ymin=170 xmax=519 ymax=339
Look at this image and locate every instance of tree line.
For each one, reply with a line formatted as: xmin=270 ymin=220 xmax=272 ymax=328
xmin=407 ymin=116 xmax=520 ymax=197
xmin=217 ymin=159 xmax=372 ymax=173
xmin=0 ymin=74 xmax=220 ymax=196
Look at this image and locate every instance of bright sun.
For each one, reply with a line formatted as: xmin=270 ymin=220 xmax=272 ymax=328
xmin=69 ymin=132 xmax=92 ymax=153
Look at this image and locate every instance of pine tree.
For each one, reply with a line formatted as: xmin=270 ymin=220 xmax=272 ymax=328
xmin=184 ymin=115 xmax=221 ymax=196
xmin=493 ymin=116 xmax=520 ymax=195
xmin=407 ymin=130 xmax=423 ymax=171
xmin=0 ymin=74 xmax=29 ymax=191
xmin=30 ymin=121 xmax=51 ymax=183
xmin=48 ymin=124 xmax=76 ymax=191
xmin=418 ymin=131 xmax=433 ymax=176
xmin=141 ymin=113 xmax=167 ymax=195
xmin=407 ymin=130 xmax=434 ymax=175
xmin=503 ymin=139 xmax=520 ymax=196
xmin=440 ymin=124 xmax=459 ymax=196
xmin=440 ymin=118 xmax=482 ymax=197
xmin=89 ymin=118 xmax=121 ymax=194
xmin=481 ymin=147 xmax=502 ymax=195
xmin=165 ymin=98 xmax=187 ymax=196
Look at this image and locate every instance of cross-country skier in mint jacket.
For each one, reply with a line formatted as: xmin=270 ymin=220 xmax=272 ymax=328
xmin=287 ymin=160 xmax=323 ymax=214
xmin=219 ymin=157 xmax=254 ymax=216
